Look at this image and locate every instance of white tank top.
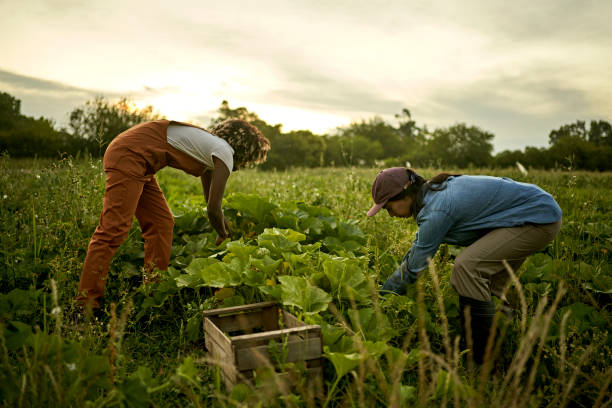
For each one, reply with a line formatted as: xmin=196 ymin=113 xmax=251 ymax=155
xmin=167 ymin=124 xmax=234 ymax=173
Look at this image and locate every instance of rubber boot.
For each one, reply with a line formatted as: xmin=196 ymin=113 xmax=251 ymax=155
xmin=459 ymin=295 xmax=496 ymax=365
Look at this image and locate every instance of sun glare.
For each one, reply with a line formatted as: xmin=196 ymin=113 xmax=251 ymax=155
xmin=134 ymin=90 xmax=353 ymax=135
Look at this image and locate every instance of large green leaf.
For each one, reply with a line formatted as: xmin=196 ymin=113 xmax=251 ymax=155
xmin=555 ymin=302 xmax=606 ymax=332
xmin=117 ymin=378 xmax=150 ymax=408
xmin=178 ymin=258 xmax=218 ymax=288
xmin=184 ymin=257 xmax=220 ymax=276
xmin=278 ymin=276 xmax=331 ymax=315
xmin=520 ymin=253 xmax=553 ymax=283
xmin=3 ymin=321 xmax=32 ymax=351
xmin=0 ymin=288 xmax=39 ymax=320
xmin=363 ymin=340 xmax=389 ymax=358
xmin=258 ymin=228 xmax=305 ymax=255
xmin=324 ymin=347 xmax=362 ymax=379
xmin=348 ymin=308 xmax=394 ymax=342
xmin=251 ymin=256 xmax=281 ymax=274
xmin=184 ymin=257 xmax=244 ymax=287
xmin=211 ymin=257 xmax=247 ymax=287
xmin=225 ymin=193 xmax=278 ymax=223
xmin=174 ymin=357 xmax=201 ymax=388
xmin=322 ymin=259 xmax=370 ymax=303
xmin=338 ymin=221 xmax=366 ymax=243
xmin=175 ymin=273 xmax=205 ymax=289
xmin=225 ymin=240 xmax=258 ymax=260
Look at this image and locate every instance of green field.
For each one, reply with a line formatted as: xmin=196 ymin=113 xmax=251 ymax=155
xmin=1 ymin=156 xmax=610 ymax=407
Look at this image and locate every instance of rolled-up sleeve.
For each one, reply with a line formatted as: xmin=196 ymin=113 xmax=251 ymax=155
xmin=402 ymin=210 xmax=454 ymax=283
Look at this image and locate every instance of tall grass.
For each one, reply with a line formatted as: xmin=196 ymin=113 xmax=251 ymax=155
xmin=1 ymin=158 xmax=610 ymax=406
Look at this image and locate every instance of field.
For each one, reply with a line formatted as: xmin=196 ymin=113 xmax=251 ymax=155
xmin=1 ymin=156 xmax=610 ymax=407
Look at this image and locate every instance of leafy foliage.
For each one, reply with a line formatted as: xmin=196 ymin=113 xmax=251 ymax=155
xmin=0 ymin=161 xmax=610 ymax=407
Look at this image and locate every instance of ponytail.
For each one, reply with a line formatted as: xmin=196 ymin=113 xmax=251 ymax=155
xmin=388 ymin=169 xmax=461 ymax=217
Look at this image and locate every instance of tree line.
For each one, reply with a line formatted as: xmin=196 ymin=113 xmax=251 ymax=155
xmin=1 ymin=91 xmax=610 ymax=170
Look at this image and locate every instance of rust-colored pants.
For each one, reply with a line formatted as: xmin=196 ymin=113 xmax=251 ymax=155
xmin=77 ymin=170 xmax=174 ymax=309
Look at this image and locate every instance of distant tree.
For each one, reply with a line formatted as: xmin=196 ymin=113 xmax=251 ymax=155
xmin=0 ymin=92 xmax=83 ymax=157
xmin=339 ymin=134 xmax=384 ymax=166
xmin=548 ymin=120 xmax=587 ymax=145
xmin=0 ymin=92 xmax=21 ymax=130
xmin=587 ymin=120 xmax=612 ymax=146
xmin=209 ymin=100 xmax=263 ymax=126
xmin=548 ymin=119 xmax=612 ymax=148
xmin=68 ymin=96 xmax=162 ymax=155
xmin=337 ymin=117 xmax=402 ymax=159
xmin=547 ymin=120 xmax=612 ymax=170
xmin=494 ymin=149 xmax=525 ymax=168
xmin=426 ymin=123 xmax=494 ymax=167
xmin=523 ymin=146 xmax=553 ymax=169
xmin=395 ymin=108 xmax=425 ymax=150
xmin=261 ymin=130 xmax=326 ymax=169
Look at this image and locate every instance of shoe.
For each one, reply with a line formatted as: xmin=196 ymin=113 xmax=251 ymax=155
xmin=459 ymin=296 xmax=495 ymax=365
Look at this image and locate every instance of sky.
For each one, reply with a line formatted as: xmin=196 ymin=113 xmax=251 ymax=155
xmin=1 ymin=0 xmax=610 ymax=152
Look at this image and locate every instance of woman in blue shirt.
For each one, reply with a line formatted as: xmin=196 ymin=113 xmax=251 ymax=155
xmin=367 ymin=167 xmax=562 ymax=365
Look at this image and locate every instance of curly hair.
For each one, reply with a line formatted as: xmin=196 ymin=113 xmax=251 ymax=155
xmin=209 ymin=119 xmax=270 ymax=169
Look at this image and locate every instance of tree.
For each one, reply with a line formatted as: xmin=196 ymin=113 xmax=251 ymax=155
xmin=0 ymin=92 xmax=84 ymax=157
xmin=587 ymin=120 xmax=612 ymax=147
xmin=261 ymin=130 xmax=326 ymax=169
xmin=494 ymin=149 xmax=525 ymax=168
xmin=337 ymin=117 xmax=402 ymax=159
xmin=549 ymin=120 xmax=587 ymax=145
xmin=547 ymin=120 xmax=612 ymax=170
xmin=68 ymin=96 xmax=162 ymax=155
xmin=426 ymin=123 xmax=494 ymax=167
xmin=0 ymin=92 xmax=21 ymax=130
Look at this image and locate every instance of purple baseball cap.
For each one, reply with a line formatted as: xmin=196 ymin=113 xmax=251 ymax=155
xmin=367 ymin=167 xmax=411 ymax=216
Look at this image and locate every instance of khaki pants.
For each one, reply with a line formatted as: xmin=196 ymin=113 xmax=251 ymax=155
xmin=77 ymin=170 xmax=174 ymax=309
xmin=450 ymin=219 xmax=562 ymax=302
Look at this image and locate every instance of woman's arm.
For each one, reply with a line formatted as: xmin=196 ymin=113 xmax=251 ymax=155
xmin=381 ymin=210 xmax=453 ymax=295
xmin=200 ymin=169 xmax=212 ymax=203
xmin=201 ymin=157 xmax=232 ymax=245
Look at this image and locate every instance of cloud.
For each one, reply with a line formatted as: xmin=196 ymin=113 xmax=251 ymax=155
xmin=0 ymin=69 xmax=99 ymax=125
xmin=0 ymin=69 xmax=173 ymax=127
xmin=261 ymin=65 xmax=405 ymax=115
xmin=419 ymin=71 xmax=608 ymax=151
xmin=1 ymin=0 xmax=610 ymax=149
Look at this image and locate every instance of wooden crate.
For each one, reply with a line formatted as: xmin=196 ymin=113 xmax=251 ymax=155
xmin=203 ymin=301 xmax=323 ymax=389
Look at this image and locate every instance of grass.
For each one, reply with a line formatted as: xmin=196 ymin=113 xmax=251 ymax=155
xmin=0 ymin=156 xmax=610 ymax=407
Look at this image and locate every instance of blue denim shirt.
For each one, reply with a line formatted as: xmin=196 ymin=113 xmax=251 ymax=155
xmin=381 ymin=175 xmax=562 ymax=294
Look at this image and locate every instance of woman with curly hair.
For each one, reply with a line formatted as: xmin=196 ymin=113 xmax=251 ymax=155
xmin=77 ymin=119 xmax=270 ymax=311
xmin=367 ymin=167 xmax=562 ymax=365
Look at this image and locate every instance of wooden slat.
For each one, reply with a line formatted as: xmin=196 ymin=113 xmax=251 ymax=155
xmin=232 ymin=325 xmax=321 ymax=349
xmin=281 ymin=310 xmax=304 ymax=329
xmin=262 ymin=306 xmax=280 ymax=331
xmin=204 ymin=318 xmax=232 ymax=356
xmin=206 ymin=336 xmax=230 ymax=361
xmin=235 ymin=337 xmax=322 ymax=371
xmin=202 ymin=301 xmax=278 ymax=317
xmin=211 ymin=311 xmax=264 ymax=333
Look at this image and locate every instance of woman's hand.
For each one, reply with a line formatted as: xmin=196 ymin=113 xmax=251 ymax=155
xmin=214 ymin=217 xmax=232 ymax=246
xmin=380 ymin=264 xmax=417 ymax=296
xmin=224 ymin=217 xmax=232 ymax=239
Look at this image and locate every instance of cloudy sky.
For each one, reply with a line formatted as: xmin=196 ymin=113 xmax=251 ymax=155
xmin=1 ymin=0 xmax=610 ymax=151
